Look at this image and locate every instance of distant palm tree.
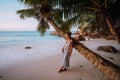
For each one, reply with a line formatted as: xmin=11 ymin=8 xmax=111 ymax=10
xmin=59 ymin=0 xmax=120 ymax=43
xmin=17 ymin=0 xmax=120 ymax=80
xmin=88 ymin=0 xmax=120 ymax=43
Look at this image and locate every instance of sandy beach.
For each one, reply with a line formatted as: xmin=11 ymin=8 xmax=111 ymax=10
xmin=0 ymin=0 xmax=120 ymax=80
xmin=0 ymin=38 xmax=120 ymax=80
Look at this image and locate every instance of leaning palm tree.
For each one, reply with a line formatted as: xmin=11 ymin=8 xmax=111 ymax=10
xmin=17 ymin=0 xmax=120 ymax=80
xmin=17 ymin=0 xmax=63 ymax=36
xmin=17 ymin=0 xmax=79 ymax=36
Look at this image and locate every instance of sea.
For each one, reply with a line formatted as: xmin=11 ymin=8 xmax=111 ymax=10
xmin=0 ymin=31 xmax=63 ymax=47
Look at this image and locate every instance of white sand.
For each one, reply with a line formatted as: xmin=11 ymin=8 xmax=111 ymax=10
xmin=0 ymin=40 xmax=64 ymax=69
xmin=0 ymin=38 xmax=120 ymax=80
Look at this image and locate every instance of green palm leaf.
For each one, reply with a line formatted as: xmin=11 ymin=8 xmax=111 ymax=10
xmin=37 ymin=18 xmax=49 ymax=36
xmin=91 ymin=0 xmax=101 ymax=9
xmin=17 ymin=8 xmax=36 ymax=19
xmin=60 ymin=14 xmax=80 ymax=32
xmin=85 ymin=7 xmax=99 ymax=12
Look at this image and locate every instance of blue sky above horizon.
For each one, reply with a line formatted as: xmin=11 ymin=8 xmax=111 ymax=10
xmin=0 ymin=0 xmax=54 ymax=31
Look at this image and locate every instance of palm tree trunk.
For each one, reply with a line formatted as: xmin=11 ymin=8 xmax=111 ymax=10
xmin=47 ymin=17 xmax=66 ymax=38
xmin=105 ymin=17 xmax=120 ymax=44
xmin=48 ymin=18 xmax=120 ymax=80
xmin=74 ymin=43 xmax=120 ymax=80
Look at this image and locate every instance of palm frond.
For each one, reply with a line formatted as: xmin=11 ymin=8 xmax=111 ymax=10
xmin=101 ymin=0 xmax=108 ymax=9
xmin=96 ymin=0 xmax=100 ymax=5
xmin=53 ymin=15 xmax=63 ymax=26
xmin=18 ymin=0 xmax=43 ymax=5
xmin=85 ymin=7 xmax=99 ymax=12
xmin=17 ymin=8 xmax=36 ymax=19
xmin=91 ymin=0 xmax=100 ymax=8
xmin=37 ymin=18 xmax=49 ymax=36
xmin=51 ymin=9 xmax=63 ymax=25
xmin=60 ymin=14 xmax=80 ymax=32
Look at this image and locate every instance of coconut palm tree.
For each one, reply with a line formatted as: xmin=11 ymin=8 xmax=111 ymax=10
xmin=17 ymin=0 xmax=79 ymax=36
xmin=17 ymin=0 xmax=63 ymax=36
xmin=17 ymin=0 xmax=120 ymax=80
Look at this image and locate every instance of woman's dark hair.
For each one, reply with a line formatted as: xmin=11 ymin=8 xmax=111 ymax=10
xmin=66 ymin=32 xmax=72 ymax=37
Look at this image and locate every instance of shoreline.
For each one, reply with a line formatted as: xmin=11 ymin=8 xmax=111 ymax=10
xmin=0 ymin=38 xmax=120 ymax=80
xmin=0 ymin=53 xmax=108 ymax=80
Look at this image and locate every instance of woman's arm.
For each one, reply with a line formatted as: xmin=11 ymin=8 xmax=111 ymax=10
xmin=68 ymin=41 xmax=73 ymax=57
xmin=62 ymin=41 xmax=67 ymax=53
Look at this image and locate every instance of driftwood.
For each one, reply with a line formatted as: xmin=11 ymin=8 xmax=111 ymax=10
xmin=50 ymin=31 xmax=59 ymax=35
xmin=25 ymin=46 xmax=31 ymax=49
xmin=97 ymin=46 xmax=118 ymax=54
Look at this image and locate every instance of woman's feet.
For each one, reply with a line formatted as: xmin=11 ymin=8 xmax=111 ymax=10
xmin=58 ymin=67 xmax=67 ymax=73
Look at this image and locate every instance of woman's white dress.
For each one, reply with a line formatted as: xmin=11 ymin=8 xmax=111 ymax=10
xmin=62 ymin=40 xmax=72 ymax=68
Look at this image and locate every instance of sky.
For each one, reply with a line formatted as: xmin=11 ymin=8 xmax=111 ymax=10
xmin=0 ymin=0 xmax=54 ymax=31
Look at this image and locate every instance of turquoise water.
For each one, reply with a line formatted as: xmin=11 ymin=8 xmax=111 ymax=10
xmin=0 ymin=31 xmax=63 ymax=47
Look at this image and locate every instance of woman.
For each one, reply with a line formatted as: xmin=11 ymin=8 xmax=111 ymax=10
xmin=58 ymin=32 xmax=73 ymax=73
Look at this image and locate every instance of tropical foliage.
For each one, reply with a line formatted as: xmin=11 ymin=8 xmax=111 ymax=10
xmin=17 ymin=0 xmax=120 ymax=37
xmin=17 ymin=0 xmax=80 ymax=35
xmin=60 ymin=0 xmax=120 ymax=42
